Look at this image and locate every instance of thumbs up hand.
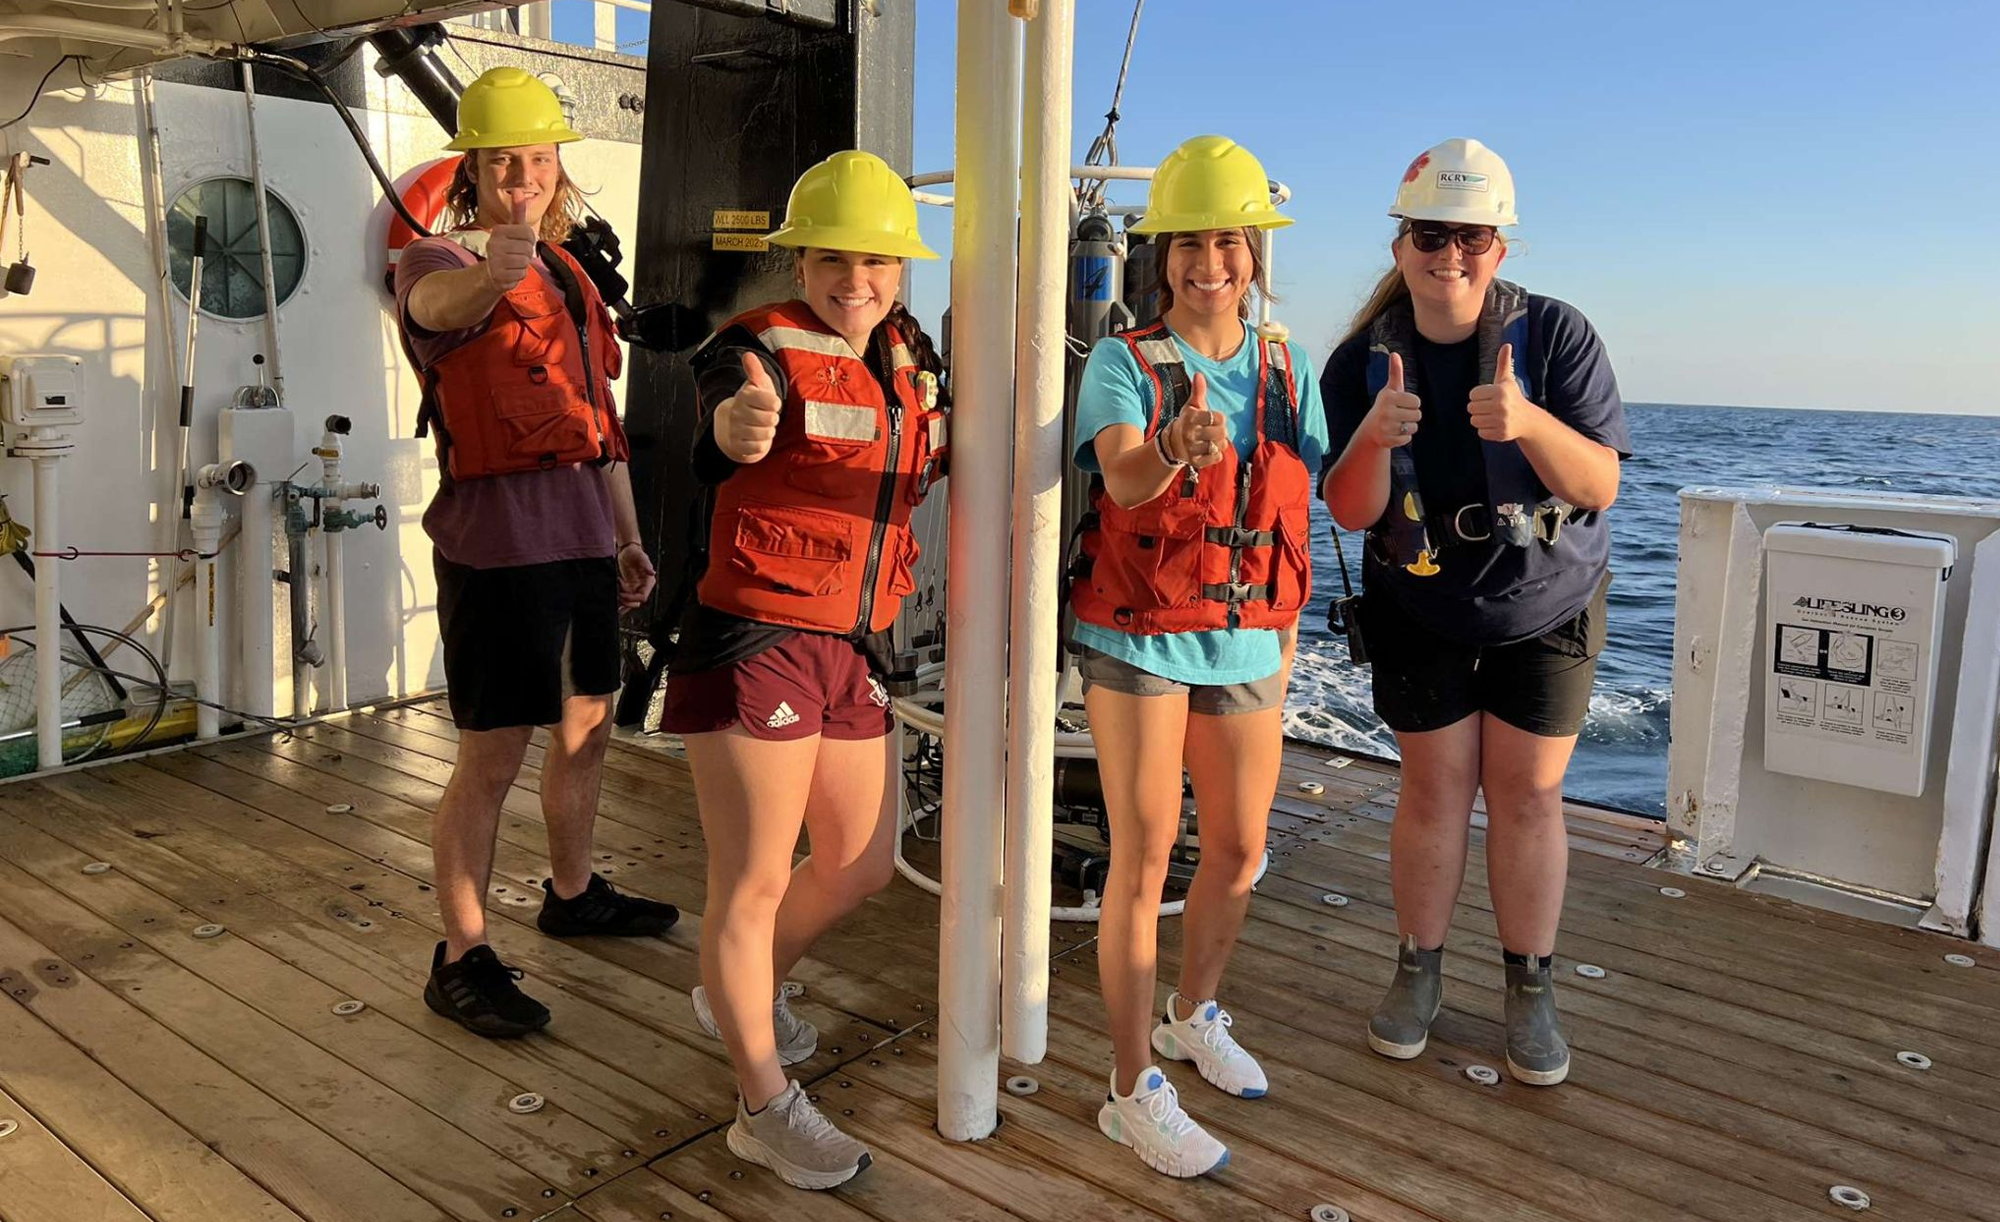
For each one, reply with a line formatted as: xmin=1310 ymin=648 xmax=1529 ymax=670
xmin=1163 ymin=372 xmax=1229 ymax=470
xmin=1364 ymin=352 xmax=1423 ymax=449
xmin=715 ymin=350 xmax=784 ymax=463
xmin=484 ymin=196 xmax=538 ymax=293
xmin=1467 ymin=343 xmax=1543 ymax=443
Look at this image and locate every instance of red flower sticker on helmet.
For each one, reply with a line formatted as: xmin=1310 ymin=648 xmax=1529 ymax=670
xmin=1403 ymin=153 xmax=1431 ymax=184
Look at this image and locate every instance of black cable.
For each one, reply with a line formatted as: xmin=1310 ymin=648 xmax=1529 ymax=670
xmin=2 ymin=55 xmax=82 ymax=131
xmin=249 ymin=51 xmax=433 ymax=239
xmin=3 ymin=623 xmax=169 ymax=762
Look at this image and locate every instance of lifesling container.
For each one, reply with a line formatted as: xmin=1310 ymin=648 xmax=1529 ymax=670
xmin=399 ymin=230 xmax=628 ymax=482
xmin=1365 ymin=278 xmax=1573 ymax=569
xmin=1069 ymin=323 xmax=1313 ymax=634
xmin=695 ymin=300 xmax=947 ymax=636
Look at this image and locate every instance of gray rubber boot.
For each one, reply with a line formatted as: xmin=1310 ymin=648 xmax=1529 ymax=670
xmin=1367 ymin=934 xmax=1444 ymax=1059
xmin=1503 ymin=955 xmax=1571 ymax=1086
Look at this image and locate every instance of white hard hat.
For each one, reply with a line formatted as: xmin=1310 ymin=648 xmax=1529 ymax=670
xmin=1389 ymin=138 xmax=1519 ymax=226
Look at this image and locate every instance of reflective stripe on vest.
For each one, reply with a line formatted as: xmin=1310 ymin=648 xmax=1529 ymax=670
xmin=1068 ymin=324 xmax=1313 ymax=635
xmin=695 ymin=300 xmax=945 ymax=636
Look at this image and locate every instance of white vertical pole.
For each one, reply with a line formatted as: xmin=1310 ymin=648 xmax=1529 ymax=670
xmin=1001 ymin=0 xmax=1072 ymax=1066
xmin=238 ymin=487 xmax=276 ymax=720
xmin=937 ymin=0 xmax=1021 ymax=1142
xmin=594 ymin=1 xmax=617 ymax=51
xmin=31 ymin=445 xmax=63 ymax=769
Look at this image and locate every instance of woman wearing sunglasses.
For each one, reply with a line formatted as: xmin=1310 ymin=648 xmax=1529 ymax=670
xmin=1070 ymin=135 xmax=1327 ymax=1176
xmin=1319 ymin=138 xmax=1629 ymax=1086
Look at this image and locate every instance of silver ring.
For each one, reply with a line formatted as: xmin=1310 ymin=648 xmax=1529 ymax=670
xmin=1402 ymin=421 xmax=1414 ymax=435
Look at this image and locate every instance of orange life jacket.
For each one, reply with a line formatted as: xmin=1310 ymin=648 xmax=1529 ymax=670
xmin=1069 ymin=323 xmax=1313 ymax=634
xmin=403 ymin=233 xmax=629 ymax=482
xmin=696 ymin=300 xmax=946 ymax=635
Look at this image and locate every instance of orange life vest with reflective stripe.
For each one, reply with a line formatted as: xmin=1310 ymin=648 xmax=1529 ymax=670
xmin=1069 ymin=324 xmax=1313 ymax=634
xmin=404 ymin=234 xmax=629 ymax=482
xmin=696 ymin=300 xmax=947 ymax=635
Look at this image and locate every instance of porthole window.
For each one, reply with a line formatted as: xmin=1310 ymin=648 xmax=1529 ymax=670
xmin=167 ymin=177 xmax=307 ymax=319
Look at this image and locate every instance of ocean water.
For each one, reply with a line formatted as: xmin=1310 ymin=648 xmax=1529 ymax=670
xmin=1286 ymin=404 xmax=2000 ymax=816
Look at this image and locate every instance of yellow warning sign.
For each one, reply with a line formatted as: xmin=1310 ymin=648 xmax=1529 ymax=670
xmin=712 ymin=210 xmax=771 ymax=230
xmin=711 ymin=232 xmax=770 ymax=252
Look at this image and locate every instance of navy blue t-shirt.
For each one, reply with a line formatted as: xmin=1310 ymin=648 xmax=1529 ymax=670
xmin=1322 ymin=294 xmax=1632 ymax=645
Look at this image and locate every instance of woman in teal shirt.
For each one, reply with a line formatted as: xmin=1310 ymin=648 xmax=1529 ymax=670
xmin=1069 ymin=136 xmax=1328 ymax=1179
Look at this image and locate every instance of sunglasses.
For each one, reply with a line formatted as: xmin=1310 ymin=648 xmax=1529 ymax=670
xmin=1405 ymin=221 xmax=1499 ymax=256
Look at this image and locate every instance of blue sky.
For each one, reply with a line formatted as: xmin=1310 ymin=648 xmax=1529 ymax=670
xmin=569 ymin=0 xmax=1998 ymax=414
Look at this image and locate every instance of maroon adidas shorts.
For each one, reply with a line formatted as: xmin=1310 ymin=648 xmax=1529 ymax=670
xmin=661 ymin=632 xmax=894 ymax=741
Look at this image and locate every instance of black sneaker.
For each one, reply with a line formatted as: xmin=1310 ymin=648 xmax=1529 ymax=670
xmin=537 ymin=872 xmax=680 ymax=937
xmin=424 ymin=942 xmax=551 ymax=1038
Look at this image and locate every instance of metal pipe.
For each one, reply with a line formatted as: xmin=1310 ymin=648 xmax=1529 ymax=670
xmin=238 ymin=63 xmax=284 ymax=397
xmin=0 ymin=18 xmax=225 ymax=51
xmin=317 ymin=417 xmax=349 ymax=711
xmin=189 ymin=460 xmax=250 ymax=740
xmin=237 ymin=486 xmax=276 ymax=719
xmin=1000 ymin=0 xmax=1073 ymax=1067
xmin=31 ymin=443 xmax=62 ymax=769
xmin=936 ymin=0 xmax=1021 ymax=1143
xmin=166 ymin=214 xmax=208 ymax=678
xmin=139 ymin=72 xmax=186 ymax=677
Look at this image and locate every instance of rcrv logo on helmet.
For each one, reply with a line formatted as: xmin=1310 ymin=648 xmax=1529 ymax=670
xmin=1436 ymin=171 xmax=1489 ymax=191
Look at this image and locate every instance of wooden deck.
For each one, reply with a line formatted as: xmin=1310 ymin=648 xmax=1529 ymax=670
xmin=0 ymin=697 xmax=1995 ymax=1222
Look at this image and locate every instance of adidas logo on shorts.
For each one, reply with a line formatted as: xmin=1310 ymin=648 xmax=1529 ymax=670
xmin=765 ymin=701 xmax=801 ymax=729
xmin=867 ymin=677 xmax=890 ymax=708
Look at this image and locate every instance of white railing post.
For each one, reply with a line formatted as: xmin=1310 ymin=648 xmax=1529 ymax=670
xmin=1000 ymin=0 xmax=1072 ymax=1066
xmin=594 ymin=0 xmax=617 ymax=50
xmin=936 ymin=0 xmax=1021 ymax=1142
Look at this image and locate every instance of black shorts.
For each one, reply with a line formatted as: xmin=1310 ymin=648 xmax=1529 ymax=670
xmin=434 ymin=553 xmax=620 ymax=730
xmin=1361 ymin=575 xmax=1608 ymax=739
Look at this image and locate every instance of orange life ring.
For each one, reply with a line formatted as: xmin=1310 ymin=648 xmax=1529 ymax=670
xmin=386 ymin=154 xmax=461 ymax=268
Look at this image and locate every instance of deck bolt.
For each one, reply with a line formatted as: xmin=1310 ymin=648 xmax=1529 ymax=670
xmin=1320 ymin=893 xmax=1349 ymax=907
xmin=192 ymin=924 xmax=225 ymax=939
xmin=82 ymin=862 xmax=111 ymax=875
xmin=1297 ymin=780 xmax=1325 ymax=796
xmin=0 ymin=1120 xmax=16 ymax=1139
xmin=1311 ymin=1207 xmax=1351 ymax=1222
xmin=1896 ymin=1051 xmax=1932 ymax=1071
xmin=326 ymin=803 xmax=353 ymax=814
xmin=331 ymin=1000 xmax=365 ymax=1016
xmin=1574 ymin=964 xmax=1607 ymax=979
xmin=729 ymin=1171 xmax=743 ymax=1180
xmin=1943 ymin=953 xmax=1976 ymax=968
xmin=1005 ymin=1075 xmax=1038 ymax=1097
xmin=1829 ymin=1185 xmax=1871 ymax=1210
xmin=1658 ymin=887 xmax=1686 ymax=898
xmin=508 ymin=1093 xmax=544 ymax=1114
xmin=1464 ymin=1065 xmax=1501 ymax=1086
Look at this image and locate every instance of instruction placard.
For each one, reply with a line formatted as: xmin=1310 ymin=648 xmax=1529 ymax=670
xmin=1761 ymin=522 xmax=1954 ymax=797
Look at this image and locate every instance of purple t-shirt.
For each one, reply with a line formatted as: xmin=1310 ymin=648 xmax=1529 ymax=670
xmin=395 ymin=235 xmax=616 ymax=570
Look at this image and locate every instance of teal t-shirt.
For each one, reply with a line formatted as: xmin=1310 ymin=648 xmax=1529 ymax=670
xmin=1071 ymin=321 xmax=1330 ymax=685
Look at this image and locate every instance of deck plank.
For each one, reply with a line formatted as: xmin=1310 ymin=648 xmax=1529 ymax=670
xmin=0 ymin=819 xmax=560 ymax=1221
xmin=1272 ymin=808 xmax=2000 ymax=1048
xmin=0 ymin=905 xmax=442 ymax=1222
xmin=0 ymin=1082 xmax=155 ymax=1222
xmin=0 ymin=701 xmax=1992 ymax=1222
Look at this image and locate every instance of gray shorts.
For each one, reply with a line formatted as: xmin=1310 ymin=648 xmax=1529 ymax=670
xmin=1077 ymin=646 xmax=1284 ymax=716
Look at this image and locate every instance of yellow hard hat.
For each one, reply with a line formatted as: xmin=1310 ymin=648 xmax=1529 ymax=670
xmin=1389 ymin=138 xmax=1519 ymax=226
xmin=446 ymin=68 xmax=583 ymax=151
xmin=766 ymin=150 xmax=939 ymax=260
xmin=1129 ymin=135 xmax=1291 ymax=235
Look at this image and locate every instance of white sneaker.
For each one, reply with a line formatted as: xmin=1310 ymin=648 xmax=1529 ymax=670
xmin=1151 ymin=994 xmax=1269 ymax=1099
xmin=691 ymin=981 xmax=818 ymax=1066
xmin=1097 ymin=1066 xmax=1230 ymax=1178
xmin=726 ymin=1080 xmax=871 ymax=1190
